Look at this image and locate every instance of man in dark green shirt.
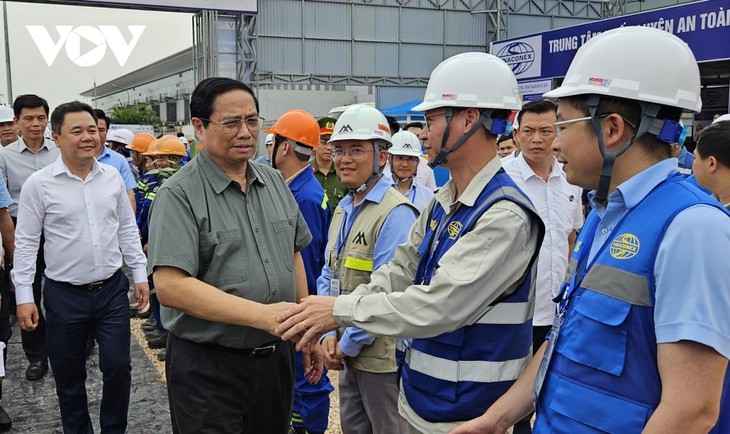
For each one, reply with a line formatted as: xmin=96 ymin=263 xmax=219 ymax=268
xmin=147 ymin=77 xmax=322 ymax=434
xmin=312 ymin=117 xmax=346 ymax=209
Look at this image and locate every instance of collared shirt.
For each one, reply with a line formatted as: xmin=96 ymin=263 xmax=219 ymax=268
xmin=317 ymin=175 xmax=418 ymax=357
xmin=388 ymin=174 xmax=435 ymax=212
xmin=0 ymin=137 xmax=59 ymax=217
xmin=332 ymin=156 xmax=541 ymax=432
xmin=98 ymin=146 xmax=138 ymax=190
xmin=588 ymin=159 xmax=730 ymax=359
xmin=503 ymin=154 xmax=583 ymax=326
xmin=383 ymin=157 xmax=437 ymax=191
xmin=312 ymin=160 xmax=346 ymax=209
xmin=147 ymin=150 xmax=312 ymax=349
xmin=12 ymin=157 xmax=147 ymax=304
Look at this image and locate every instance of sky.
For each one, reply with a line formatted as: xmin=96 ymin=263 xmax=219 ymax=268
xmin=0 ymin=1 xmax=193 ymax=110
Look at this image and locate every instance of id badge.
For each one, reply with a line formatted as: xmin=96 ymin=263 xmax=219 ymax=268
xmin=330 ymin=268 xmax=341 ymax=296
xmin=533 ymin=311 xmax=564 ymax=408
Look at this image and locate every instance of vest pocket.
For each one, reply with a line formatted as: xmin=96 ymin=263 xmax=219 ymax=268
xmin=557 ymin=290 xmax=631 ymax=376
xmin=548 ymin=374 xmax=652 ymax=433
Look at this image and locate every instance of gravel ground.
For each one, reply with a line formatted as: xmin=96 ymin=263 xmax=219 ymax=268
xmin=130 ymin=315 xmax=343 ymax=433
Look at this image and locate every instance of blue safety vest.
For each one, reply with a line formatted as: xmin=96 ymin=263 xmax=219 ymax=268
xmin=401 ymin=169 xmax=543 ymax=423
xmin=534 ymin=174 xmax=730 ymax=433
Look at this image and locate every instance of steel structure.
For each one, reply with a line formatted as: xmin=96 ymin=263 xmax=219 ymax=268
xmin=247 ymin=0 xmax=613 ymax=89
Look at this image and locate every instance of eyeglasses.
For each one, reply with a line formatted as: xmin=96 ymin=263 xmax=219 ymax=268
xmin=333 ymin=148 xmax=374 ymax=159
xmin=425 ymin=112 xmax=446 ymax=130
xmin=199 ymin=115 xmax=265 ymax=134
xmin=553 ymin=116 xmax=592 ymax=137
xmin=554 ymin=114 xmax=637 ymax=137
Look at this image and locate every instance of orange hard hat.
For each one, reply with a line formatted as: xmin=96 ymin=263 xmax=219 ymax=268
xmin=265 ymin=109 xmax=320 ymax=149
xmin=126 ymin=132 xmax=155 ymax=153
xmin=144 ymin=135 xmax=187 ymax=157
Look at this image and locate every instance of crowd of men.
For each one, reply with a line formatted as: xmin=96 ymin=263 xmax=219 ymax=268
xmin=0 ymin=24 xmax=726 ymax=434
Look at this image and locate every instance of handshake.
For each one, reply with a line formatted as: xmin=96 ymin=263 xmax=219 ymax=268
xmin=266 ymin=295 xmax=342 ymax=381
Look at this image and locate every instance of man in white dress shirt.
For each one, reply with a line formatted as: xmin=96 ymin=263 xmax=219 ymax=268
xmin=13 ymin=101 xmax=149 ymax=434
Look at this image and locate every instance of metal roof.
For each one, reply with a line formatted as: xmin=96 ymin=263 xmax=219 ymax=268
xmin=80 ymin=47 xmax=193 ymax=97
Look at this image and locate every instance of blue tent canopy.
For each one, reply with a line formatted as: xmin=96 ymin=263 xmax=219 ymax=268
xmin=379 ymin=99 xmax=426 ymax=123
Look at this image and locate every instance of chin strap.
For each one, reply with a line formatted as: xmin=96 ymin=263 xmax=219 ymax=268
xmin=589 ymin=95 xmax=683 ymax=205
xmin=428 ymin=107 xmax=507 ymax=168
xmin=349 ymin=140 xmax=387 ymax=194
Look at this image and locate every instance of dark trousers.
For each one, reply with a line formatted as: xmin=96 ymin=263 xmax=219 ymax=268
xmin=11 ymin=215 xmax=47 ymax=364
xmin=44 ymin=269 xmax=132 ymax=434
xmin=166 ymin=333 xmax=295 ymax=434
xmin=513 ymin=325 xmax=552 ymax=434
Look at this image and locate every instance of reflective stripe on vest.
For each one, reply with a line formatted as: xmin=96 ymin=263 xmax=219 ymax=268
xmin=343 ymin=256 xmax=373 ymax=272
xmin=405 ymin=347 xmax=529 ymax=383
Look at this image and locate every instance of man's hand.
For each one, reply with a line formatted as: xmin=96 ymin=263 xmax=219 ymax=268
xmin=448 ymin=414 xmax=509 ymax=434
xmin=275 ymin=295 xmax=338 ymax=351
xmin=134 ymin=282 xmax=150 ymax=311
xmin=257 ymin=302 xmax=299 ymax=336
xmin=299 ymin=341 xmax=325 ymax=384
xmin=17 ymin=302 xmax=39 ymax=332
xmin=320 ymin=335 xmax=345 ymax=370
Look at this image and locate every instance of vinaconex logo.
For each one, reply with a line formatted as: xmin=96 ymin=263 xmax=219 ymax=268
xmin=496 ymin=42 xmax=535 ymax=75
xmin=26 ymin=25 xmax=145 ymax=67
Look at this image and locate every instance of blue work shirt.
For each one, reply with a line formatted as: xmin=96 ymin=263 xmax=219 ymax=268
xmin=388 ymin=175 xmax=435 ymax=212
xmin=0 ymin=175 xmax=11 ymax=209
xmin=317 ymin=176 xmax=418 ymax=357
xmin=98 ymin=146 xmax=138 ymax=191
xmin=587 ymin=159 xmax=730 ymax=359
xmin=287 ymin=166 xmax=331 ymax=295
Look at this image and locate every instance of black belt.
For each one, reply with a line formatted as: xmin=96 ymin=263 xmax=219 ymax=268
xmin=198 ymin=339 xmax=281 ymax=358
xmin=50 ymin=269 xmax=121 ymax=292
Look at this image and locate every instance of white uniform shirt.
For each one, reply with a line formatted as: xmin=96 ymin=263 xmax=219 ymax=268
xmin=12 ymin=157 xmax=147 ymax=304
xmin=503 ymin=153 xmax=583 ymax=326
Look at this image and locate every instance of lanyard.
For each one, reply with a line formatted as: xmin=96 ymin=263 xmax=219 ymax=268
xmin=558 ymin=208 xmax=633 ymax=312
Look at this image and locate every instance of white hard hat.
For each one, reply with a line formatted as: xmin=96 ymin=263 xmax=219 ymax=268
xmin=264 ymin=133 xmax=275 ymax=145
xmin=389 ymin=131 xmax=422 ymax=157
xmin=107 ymin=128 xmax=135 ymax=145
xmin=0 ymin=105 xmax=14 ymax=123
xmin=413 ymin=52 xmax=521 ymax=112
xmin=713 ymin=114 xmax=730 ymax=124
xmin=544 ymin=27 xmax=701 ymax=113
xmin=329 ymin=105 xmax=391 ymax=146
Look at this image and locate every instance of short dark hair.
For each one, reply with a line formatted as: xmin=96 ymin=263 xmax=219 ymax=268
xmin=405 ymin=121 xmax=423 ymax=131
xmin=190 ymin=77 xmax=259 ymax=128
xmin=516 ymin=99 xmax=557 ymax=126
xmin=696 ymin=121 xmax=730 ymax=168
xmin=559 ymin=95 xmax=681 ymax=160
xmin=94 ymin=109 xmax=108 ymax=127
xmin=51 ymin=101 xmax=97 ymax=134
xmin=497 ymin=130 xmax=514 ymax=144
xmin=386 ymin=116 xmax=401 ymax=135
xmin=13 ymin=94 xmax=49 ymax=118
